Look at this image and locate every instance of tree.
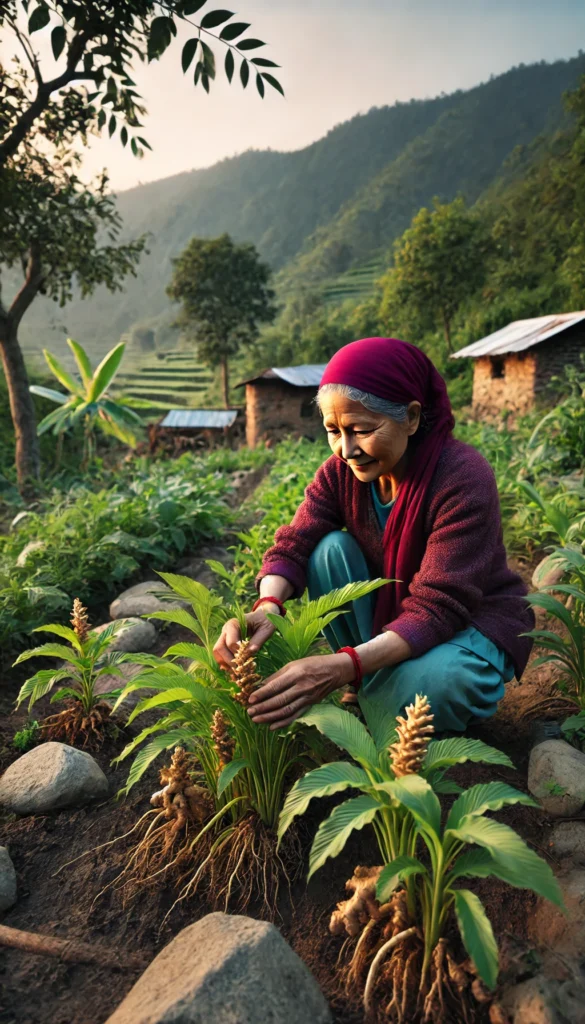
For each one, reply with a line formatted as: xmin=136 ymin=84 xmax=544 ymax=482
xmin=0 ymin=147 xmax=146 ymax=492
xmin=167 ymin=234 xmax=276 ymax=407
xmin=0 ymin=1 xmax=283 ymax=168
xmin=31 ymin=339 xmax=144 ymax=469
xmin=379 ymin=197 xmax=491 ymax=351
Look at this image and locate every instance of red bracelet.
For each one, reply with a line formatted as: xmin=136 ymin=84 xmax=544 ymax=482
xmin=337 ymin=646 xmax=364 ymax=687
xmin=252 ymin=596 xmax=287 ymax=617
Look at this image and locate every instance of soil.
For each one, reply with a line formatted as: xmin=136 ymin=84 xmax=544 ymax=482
xmin=0 ymin=543 xmax=575 ymax=1024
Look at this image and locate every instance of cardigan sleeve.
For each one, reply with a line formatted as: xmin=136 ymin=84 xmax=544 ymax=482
xmin=387 ymin=449 xmax=504 ymax=657
xmin=256 ymin=456 xmax=344 ymax=597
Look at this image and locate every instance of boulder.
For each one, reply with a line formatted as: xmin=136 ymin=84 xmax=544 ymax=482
xmin=547 ymin=821 xmax=585 ymax=866
xmin=92 ymin=618 xmax=157 ymax=653
xmin=501 ymin=975 xmax=585 ymax=1024
xmin=105 ymin=912 xmax=332 ymax=1024
xmin=527 ymin=740 xmax=585 ymax=816
xmin=0 ymin=742 xmax=108 ymax=815
xmin=528 ymin=867 xmax=585 ymax=957
xmin=0 ymin=847 xmax=17 ymax=912
xmin=109 ymin=582 xmax=188 ymax=624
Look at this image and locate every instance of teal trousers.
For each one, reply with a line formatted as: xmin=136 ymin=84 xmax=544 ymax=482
xmin=307 ymin=531 xmax=514 ymax=733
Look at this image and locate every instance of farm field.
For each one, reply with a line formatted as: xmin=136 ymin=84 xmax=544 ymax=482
xmin=112 ymin=349 xmax=214 ymax=420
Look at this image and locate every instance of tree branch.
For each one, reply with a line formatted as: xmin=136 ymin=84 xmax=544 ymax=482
xmin=9 ymin=244 xmax=45 ymax=325
xmin=7 ymin=15 xmax=43 ymax=86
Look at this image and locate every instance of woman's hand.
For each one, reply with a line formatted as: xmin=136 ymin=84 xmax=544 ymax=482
xmin=247 ymin=653 xmax=356 ymax=730
xmin=212 ymin=607 xmax=278 ymax=670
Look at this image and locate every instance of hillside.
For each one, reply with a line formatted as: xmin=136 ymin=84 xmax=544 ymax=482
xmin=15 ymin=54 xmax=585 ymax=363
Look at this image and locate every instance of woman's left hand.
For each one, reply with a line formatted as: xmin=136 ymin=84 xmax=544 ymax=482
xmin=247 ymin=653 xmax=356 ymax=730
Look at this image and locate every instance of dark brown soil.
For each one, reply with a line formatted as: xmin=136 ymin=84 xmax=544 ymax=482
xmin=0 ymin=550 xmax=572 ymax=1024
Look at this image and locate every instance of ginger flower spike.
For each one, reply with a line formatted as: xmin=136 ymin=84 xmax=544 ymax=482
xmin=390 ymin=693 xmax=434 ymax=777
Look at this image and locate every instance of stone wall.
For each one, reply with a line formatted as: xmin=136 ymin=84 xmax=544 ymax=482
xmin=245 ymin=380 xmax=323 ymax=448
xmin=471 ymin=326 xmax=585 ymax=419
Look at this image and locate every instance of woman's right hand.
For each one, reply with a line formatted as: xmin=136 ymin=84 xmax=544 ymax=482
xmin=212 ymin=606 xmax=278 ymax=670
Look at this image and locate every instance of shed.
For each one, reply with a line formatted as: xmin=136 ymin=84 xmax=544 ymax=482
xmin=151 ymin=408 xmax=243 ymax=453
xmin=236 ymin=365 xmax=327 ymax=448
xmin=452 ymin=312 xmax=585 ymax=418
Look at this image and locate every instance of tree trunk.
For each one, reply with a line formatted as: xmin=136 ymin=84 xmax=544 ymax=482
xmin=442 ymin=310 xmax=453 ymax=353
xmin=0 ymin=314 xmax=41 ymax=493
xmin=221 ymin=357 xmax=230 ymax=409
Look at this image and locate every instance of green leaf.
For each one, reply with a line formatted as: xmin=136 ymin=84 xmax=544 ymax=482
xmin=298 ymin=704 xmax=377 ymax=766
xmin=278 ymin=762 xmax=370 ymax=842
xmin=126 ymin=684 xmax=212 ymax=725
xmin=43 ymin=349 xmax=81 ymax=396
xmin=378 ymin=774 xmax=441 ymax=837
xmin=424 ymin=737 xmax=514 ymax=773
xmin=28 ymin=3 xmax=50 ymax=33
xmin=376 ymin=856 xmax=428 ymax=902
xmin=358 ymin=694 xmax=397 ymax=754
xmin=238 ymin=38 xmax=265 ymax=49
xmin=13 ymin=643 xmax=77 ymax=666
xmin=256 ymin=73 xmax=265 ymax=98
xmin=29 ymin=385 xmax=68 ymax=405
xmin=88 ymin=343 xmax=126 ymax=401
xmin=453 ymin=890 xmax=499 ymax=990
xmin=120 ymin=126 xmax=128 ymax=147
xmin=240 ymin=58 xmax=249 ymax=88
xmin=217 ymin=758 xmax=248 ymax=796
xmin=121 ymin=729 xmax=195 ymax=791
xmin=308 ymin=794 xmax=379 ymax=879
xmin=51 ymin=25 xmax=66 ymax=59
xmin=108 ymin=114 xmax=117 ymax=138
xmin=446 ymin=783 xmax=537 ymax=831
xmin=251 ymin=58 xmax=280 ymax=67
xmin=448 ymin=817 xmax=564 ymax=906
xmin=182 ymin=37 xmax=199 ymax=72
xmin=224 ymin=48 xmax=235 ymax=82
xmin=33 ymin=623 xmax=83 ymax=652
xmin=261 ymin=72 xmax=284 ymax=96
xmin=180 ymin=0 xmax=206 ymax=13
xmin=136 ymin=136 xmax=152 ymax=151
xmin=66 ymin=339 xmax=93 ymax=390
xmin=148 ymin=15 xmax=174 ymax=61
xmin=201 ymin=10 xmax=233 ymax=28
xmin=16 ymin=669 xmax=73 ymax=710
xmin=220 ymin=21 xmax=250 ymax=40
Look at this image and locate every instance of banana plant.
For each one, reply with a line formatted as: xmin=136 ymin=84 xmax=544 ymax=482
xmin=30 ymin=338 xmax=144 ymax=467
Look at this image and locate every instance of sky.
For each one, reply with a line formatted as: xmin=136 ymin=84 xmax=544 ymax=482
xmin=5 ymin=0 xmax=585 ymax=191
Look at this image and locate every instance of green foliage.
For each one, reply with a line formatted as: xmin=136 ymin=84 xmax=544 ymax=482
xmin=12 ymin=719 xmax=40 ymax=752
xmin=31 ymin=339 xmax=145 ymax=465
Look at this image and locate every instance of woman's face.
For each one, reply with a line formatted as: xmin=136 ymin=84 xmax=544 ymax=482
xmin=319 ymin=392 xmax=421 ymax=483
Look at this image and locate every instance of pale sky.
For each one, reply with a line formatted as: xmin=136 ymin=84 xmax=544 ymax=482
xmin=5 ymin=0 xmax=585 ymax=191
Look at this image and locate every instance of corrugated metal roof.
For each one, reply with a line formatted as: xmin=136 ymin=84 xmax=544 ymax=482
xmin=236 ymin=364 xmax=326 ymax=388
xmin=160 ymin=409 xmax=239 ymax=429
xmin=452 ymin=312 xmax=585 ymax=359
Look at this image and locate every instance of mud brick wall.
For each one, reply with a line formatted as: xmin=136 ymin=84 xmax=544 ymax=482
xmin=471 ymin=326 xmax=585 ymax=419
xmin=245 ymin=380 xmax=322 ymax=448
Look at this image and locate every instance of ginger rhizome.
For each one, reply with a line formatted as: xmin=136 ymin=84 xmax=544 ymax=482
xmin=150 ymin=747 xmax=212 ymax=833
xmin=390 ymin=693 xmax=434 ymax=777
xmin=230 ymin=639 xmax=261 ymax=706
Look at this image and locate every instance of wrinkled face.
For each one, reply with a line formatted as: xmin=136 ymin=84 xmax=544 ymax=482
xmin=319 ymin=392 xmax=421 ymax=483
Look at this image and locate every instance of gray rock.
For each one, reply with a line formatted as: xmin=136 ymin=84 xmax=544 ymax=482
xmin=92 ymin=618 xmax=157 ymax=653
xmin=110 ymin=582 xmax=188 ymax=624
xmin=105 ymin=912 xmax=332 ymax=1024
xmin=528 ymin=867 xmax=585 ymax=957
xmin=527 ymin=740 xmax=585 ymax=816
xmin=531 ymin=553 xmax=568 ymax=592
xmin=0 ymin=742 xmax=108 ymax=815
xmin=0 ymin=847 xmax=17 ymax=912
xmin=501 ymin=975 xmax=585 ymax=1024
xmin=547 ymin=821 xmax=585 ymax=865
xmin=94 ymin=662 xmax=153 ymax=711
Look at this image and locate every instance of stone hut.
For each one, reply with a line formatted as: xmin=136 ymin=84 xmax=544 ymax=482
xmin=236 ymin=365 xmax=326 ymax=448
xmin=452 ymin=312 xmax=585 ymax=418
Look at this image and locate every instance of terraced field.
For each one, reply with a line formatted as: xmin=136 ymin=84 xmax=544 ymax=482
xmin=112 ymin=349 xmax=213 ymax=420
xmin=321 ymin=254 xmax=386 ymax=305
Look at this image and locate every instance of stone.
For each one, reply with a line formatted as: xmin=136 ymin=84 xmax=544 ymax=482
xmin=105 ymin=912 xmax=332 ymax=1024
xmin=109 ymin=581 xmax=189 ymax=624
xmin=531 ymin=553 xmax=567 ymax=591
xmin=528 ymin=867 xmax=585 ymax=957
xmin=0 ymin=847 xmax=17 ymax=912
xmin=92 ymin=618 xmax=157 ymax=653
xmin=501 ymin=975 xmax=585 ymax=1024
xmin=0 ymin=742 xmax=108 ymax=815
xmin=547 ymin=821 xmax=585 ymax=865
xmin=94 ymin=662 xmax=153 ymax=711
xmin=527 ymin=740 xmax=585 ymax=816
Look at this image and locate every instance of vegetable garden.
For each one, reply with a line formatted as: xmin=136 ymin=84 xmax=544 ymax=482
xmin=0 ymin=369 xmax=584 ymax=1023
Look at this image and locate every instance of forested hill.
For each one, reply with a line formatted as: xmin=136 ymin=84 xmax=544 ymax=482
xmin=18 ymin=54 xmax=585 ymax=361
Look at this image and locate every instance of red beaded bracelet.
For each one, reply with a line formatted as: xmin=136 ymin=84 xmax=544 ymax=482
xmin=337 ymin=646 xmax=364 ymax=687
xmin=252 ymin=596 xmax=287 ymax=617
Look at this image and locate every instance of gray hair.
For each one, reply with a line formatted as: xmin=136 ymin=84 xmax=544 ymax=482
xmin=316 ymin=383 xmax=409 ymax=423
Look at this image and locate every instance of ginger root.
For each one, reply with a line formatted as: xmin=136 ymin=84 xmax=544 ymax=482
xmin=329 ymin=865 xmax=387 ymax=938
xmin=150 ymin=747 xmax=212 ymax=833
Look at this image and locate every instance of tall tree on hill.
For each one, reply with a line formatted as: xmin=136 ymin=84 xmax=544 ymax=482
xmin=379 ymin=197 xmax=491 ymax=352
xmin=167 ymin=234 xmax=276 ymax=407
xmin=0 ymin=1 xmax=282 ymax=491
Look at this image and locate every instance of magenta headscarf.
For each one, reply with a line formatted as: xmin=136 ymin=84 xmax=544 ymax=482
xmin=320 ymin=337 xmax=455 ymax=634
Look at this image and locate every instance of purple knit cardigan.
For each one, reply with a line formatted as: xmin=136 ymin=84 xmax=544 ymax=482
xmin=257 ymin=438 xmax=534 ymax=678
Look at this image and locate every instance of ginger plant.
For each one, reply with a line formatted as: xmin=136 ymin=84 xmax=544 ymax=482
xmin=279 ymin=695 xmax=563 ymax=1023
xmin=106 ymin=572 xmax=387 ymax=915
xmin=14 ymin=599 xmax=128 ymax=747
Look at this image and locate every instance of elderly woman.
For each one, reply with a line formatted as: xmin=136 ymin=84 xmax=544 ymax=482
xmin=214 ymin=337 xmax=534 ymax=732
